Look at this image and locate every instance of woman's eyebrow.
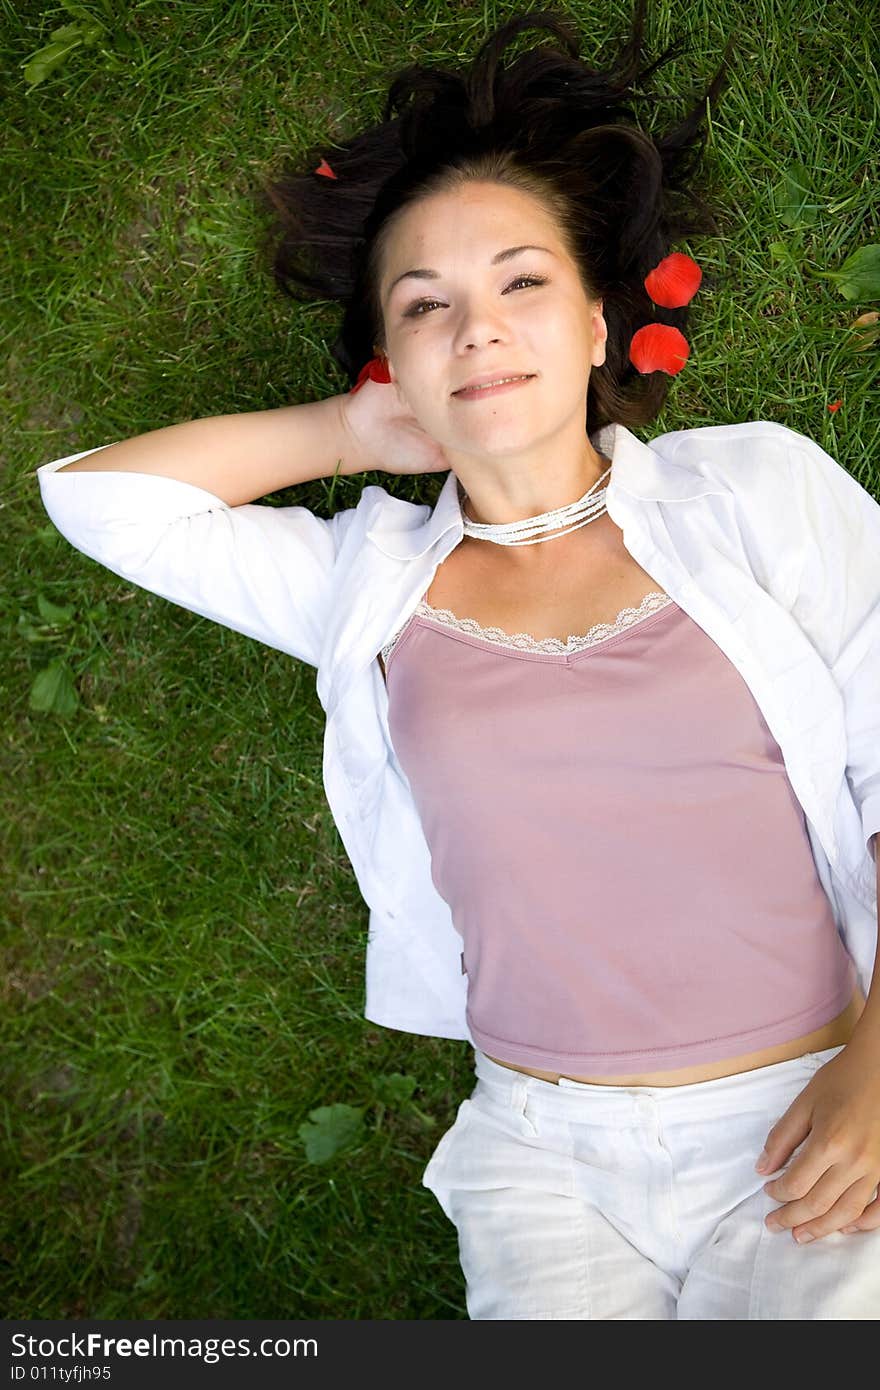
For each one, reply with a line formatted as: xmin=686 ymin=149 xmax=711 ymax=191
xmin=386 ymin=244 xmax=555 ymax=297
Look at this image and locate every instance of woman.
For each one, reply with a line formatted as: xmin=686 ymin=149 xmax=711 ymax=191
xmin=36 ymin=2 xmax=880 ymax=1318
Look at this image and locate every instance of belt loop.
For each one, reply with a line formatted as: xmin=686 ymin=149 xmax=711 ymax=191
xmin=510 ymin=1071 xmax=529 ymax=1112
xmin=510 ymin=1070 xmax=540 ymax=1137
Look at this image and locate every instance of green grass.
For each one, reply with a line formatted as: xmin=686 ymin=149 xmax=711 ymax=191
xmin=3 ymin=0 xmax=879 ymax=1319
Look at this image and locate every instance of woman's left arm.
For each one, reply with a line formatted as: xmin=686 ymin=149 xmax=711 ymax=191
xmin=736 ymin=432 xmax=880 ymax=1244
xmin=845 ymin=837 xmax=880 ymax=1050
xmin=754 ymin=832 xmax=880 ymax=1243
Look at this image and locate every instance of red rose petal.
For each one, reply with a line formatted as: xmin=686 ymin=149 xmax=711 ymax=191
xmin=349 ymin=356 xmax=391 ymax=394
xmin=367 ymin=355 xmax=392 ymax=383
xmin=644 ymin=253 xmax=702 ymax=308
xmin=315 ymin=158 xmax=337 ymax=179
xmin=629 ymin=323 xmax=690 ymax=375
xmin=827 ymin=399 xmax=843 ymax=413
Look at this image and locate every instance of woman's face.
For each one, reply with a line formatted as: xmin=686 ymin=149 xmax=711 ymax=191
xmin=377 ymin=181 xmax=607 ymax=470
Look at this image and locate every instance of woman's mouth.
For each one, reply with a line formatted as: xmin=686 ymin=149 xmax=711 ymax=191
xmin=452 ymin=374 xmax=536 ymax=401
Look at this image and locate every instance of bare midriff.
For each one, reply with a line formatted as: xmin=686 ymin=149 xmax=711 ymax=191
xmin=485 ymin=987 xmax=866 ymax=1086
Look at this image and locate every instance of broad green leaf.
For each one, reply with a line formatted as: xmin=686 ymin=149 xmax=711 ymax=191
xmin=36 ymin=594 xmax=75 ymax=625
xmin=30 ymin=658 xmax=79 ymax=716
xmin=774 ymin=163 xmax=819 ymax=229
xmin=69 ymin=21 xmax=106 ymax=47
xmin=22 ymin=28 xmax=86 ymax=88
xmin=374 ymin=1072 xmax=417 ymax=1105
xmin=821 ymin=245 xmax=880 ymax=303
xmin=297 ymin=1104 xmax=366 ymax=1164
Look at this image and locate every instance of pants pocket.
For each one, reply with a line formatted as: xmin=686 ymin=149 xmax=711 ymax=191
xmin=421 ymin=1099 xmax=476 ymax=1223
xmin=422 ymin=1098 xmax=473 ymax=1181
xmin=421 ymin=1086 xmax=574 ymax=1229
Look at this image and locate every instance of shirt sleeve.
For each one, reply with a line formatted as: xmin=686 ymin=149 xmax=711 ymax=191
xmin=838 ymin=638 xmax=880 ymax=867
xmin=786 ymin=432 xmax=880 ymax=861
xmin=36 ymin=443 xmax=358 ymax=670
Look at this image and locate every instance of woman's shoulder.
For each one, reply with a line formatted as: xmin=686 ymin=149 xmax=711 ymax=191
xmin=651 ymin=418 xmax=813 ymax=471
xmin=647 ymin=419 xmax=860 ymax=515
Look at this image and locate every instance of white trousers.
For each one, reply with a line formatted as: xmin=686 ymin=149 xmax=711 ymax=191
xmin=421 ymin=1045 xmax=880 ymax=1319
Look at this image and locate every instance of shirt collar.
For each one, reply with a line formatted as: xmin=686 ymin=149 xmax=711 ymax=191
xmin=365 ymin=421 xmax=726 ymax=561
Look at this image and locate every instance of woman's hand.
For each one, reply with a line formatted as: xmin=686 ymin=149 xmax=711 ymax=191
xmin=755 ymin=1038 xmax=880 ymax=1242
xmin=337 ymin=375 xmax=451 ymax=477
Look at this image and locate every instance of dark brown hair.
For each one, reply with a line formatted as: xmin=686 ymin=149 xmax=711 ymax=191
xmin=255 ymin=0 xmax=738 ymax=433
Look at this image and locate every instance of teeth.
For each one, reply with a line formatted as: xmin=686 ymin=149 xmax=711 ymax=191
xmin=463 ymin=375 xmax=531 ymax=391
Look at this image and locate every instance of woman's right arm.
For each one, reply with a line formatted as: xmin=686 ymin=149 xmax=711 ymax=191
xmin=36 ymin=395 xmax=374 ymax=670
xmin=50 ymin=394 xmax=366 ymax=505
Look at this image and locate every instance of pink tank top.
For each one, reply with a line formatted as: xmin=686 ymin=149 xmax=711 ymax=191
xmin=381 ymin=589 xmax=857 ymax=1075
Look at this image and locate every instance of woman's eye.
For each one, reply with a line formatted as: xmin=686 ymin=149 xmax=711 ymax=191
xmin=403 ymin=274 xmax=547 ymax=318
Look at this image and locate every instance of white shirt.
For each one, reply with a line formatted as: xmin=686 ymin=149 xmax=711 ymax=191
xmin=36 ymin=419 xmax=880 ymax=1042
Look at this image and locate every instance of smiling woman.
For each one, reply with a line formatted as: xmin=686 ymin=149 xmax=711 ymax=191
xmin=246 ymin=0 xmax=880 ymax=1321
xmin=255 ymin=0 xmax=736 ymax=438
xmin=35 ymin=0 xmax=880 ymax=1325
xmin=372 ymin=178 xmax=615 ymax=523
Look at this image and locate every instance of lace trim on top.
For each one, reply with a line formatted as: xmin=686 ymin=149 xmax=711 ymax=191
xmin=380 ymin=590 xmax=674 ymax=667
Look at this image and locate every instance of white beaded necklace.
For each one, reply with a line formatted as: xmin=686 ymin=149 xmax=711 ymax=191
xmin=459 ymin=462 xmax=613 ymax=546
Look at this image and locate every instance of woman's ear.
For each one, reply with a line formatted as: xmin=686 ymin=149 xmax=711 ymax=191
xmin=591 ymin=301 xmax=608 ymax=368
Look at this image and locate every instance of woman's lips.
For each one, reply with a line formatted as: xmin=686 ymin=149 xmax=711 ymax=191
xmin=452 ymin=375 xmax=536 ymax=401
